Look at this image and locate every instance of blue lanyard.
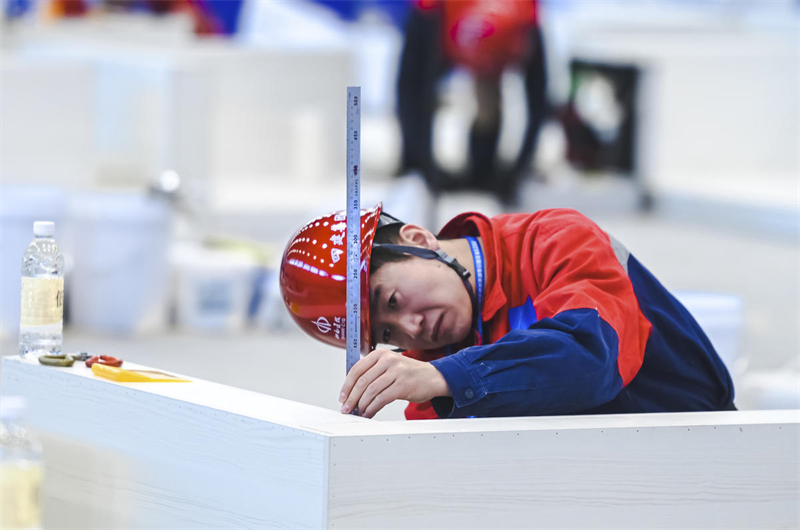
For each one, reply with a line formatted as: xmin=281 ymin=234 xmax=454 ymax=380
xmin=465 ymin=236 xmax=485 ymax=338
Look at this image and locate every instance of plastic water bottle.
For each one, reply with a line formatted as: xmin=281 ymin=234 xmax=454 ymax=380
xmin=19 ymin=221 xmax=65 ymax=358
xmin=0 ymin=396 xmax=44 ymax=529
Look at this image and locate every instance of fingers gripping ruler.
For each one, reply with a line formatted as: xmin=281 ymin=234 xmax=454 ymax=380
xmin=346 ymin=86 xmax=361 ymax=374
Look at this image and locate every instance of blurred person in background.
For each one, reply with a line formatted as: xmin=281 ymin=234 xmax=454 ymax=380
xmin=397 ymin=0 xmax=547 ymax=207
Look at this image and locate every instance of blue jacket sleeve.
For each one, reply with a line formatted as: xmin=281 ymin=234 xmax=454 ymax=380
xmin=429 ymin=308 xmax=625 ymax=418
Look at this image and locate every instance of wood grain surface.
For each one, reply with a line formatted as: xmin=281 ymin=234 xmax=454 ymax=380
xmin=2 ymin=356 xmax=797 ymax=529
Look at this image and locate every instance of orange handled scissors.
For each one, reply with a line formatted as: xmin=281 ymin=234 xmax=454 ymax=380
xmin=85 ymin=355 xmax=123 ymax=368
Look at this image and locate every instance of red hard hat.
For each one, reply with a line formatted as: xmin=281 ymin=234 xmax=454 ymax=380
xmin=442 ymin=0 xmax=536 ymax=77
xmin=279 ymin=203 xmax=383 ymax=354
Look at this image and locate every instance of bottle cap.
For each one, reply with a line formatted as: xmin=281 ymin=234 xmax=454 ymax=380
xmin=33 ymin=221 xmax=55 ymax=237
xmin=0 ymin=395 xmax=27 ymax=421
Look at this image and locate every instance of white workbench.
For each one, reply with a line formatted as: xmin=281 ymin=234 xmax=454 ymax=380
xmin=2 ymin=355 xmax=798 ymax=529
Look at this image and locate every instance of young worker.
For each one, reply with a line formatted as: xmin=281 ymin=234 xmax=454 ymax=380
xmin=279 ymin=205 xmax=735 ymax=419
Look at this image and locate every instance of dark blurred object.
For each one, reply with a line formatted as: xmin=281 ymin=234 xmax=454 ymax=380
xmin=396 ymin=0 xmax=547 ymax=207
xmin=144 ymin=0 xmax=173 ymax=15
xmin=103 ymin=0 xmax=172 ymax=14
xmin=102 ymin=0 xmax=137 ymax=11
xmin=559 ymin=60 xmax=640 ymax=175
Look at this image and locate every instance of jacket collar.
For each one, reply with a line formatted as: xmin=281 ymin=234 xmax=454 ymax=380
xmin=438 ymin=212 xmax=507 ymax=323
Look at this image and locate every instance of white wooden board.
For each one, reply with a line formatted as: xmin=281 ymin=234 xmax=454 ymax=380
xmin=2 ymin=356 xmax=797 ymax=529
xmin=1 ymin=357 xmax=337 ymax=528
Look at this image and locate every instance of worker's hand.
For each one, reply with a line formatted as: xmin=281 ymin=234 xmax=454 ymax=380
xmin=339 ymin=349 xmax=451 ymax=419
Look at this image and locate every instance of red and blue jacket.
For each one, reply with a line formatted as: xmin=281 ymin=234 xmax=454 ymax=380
xmin=404 ymin=209 xmax=735 ymax=419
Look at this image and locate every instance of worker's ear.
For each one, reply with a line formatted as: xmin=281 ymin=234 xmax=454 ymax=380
xmin=397 ymin=224 xmax=440 ymax=250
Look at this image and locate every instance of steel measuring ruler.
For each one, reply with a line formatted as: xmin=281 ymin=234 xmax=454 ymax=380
xmin=346 ymin=86 xmax=361 ymax=374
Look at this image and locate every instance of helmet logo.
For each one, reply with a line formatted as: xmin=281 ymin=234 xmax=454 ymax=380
xmin=330 ymin=248 xmax=344 ymax=264
xmin=313 ymin=317 xmax=332 ymax=334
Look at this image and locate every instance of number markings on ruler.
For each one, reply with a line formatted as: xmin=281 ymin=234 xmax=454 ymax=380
xmin=346 ymin=87 xmax=361 ymax=374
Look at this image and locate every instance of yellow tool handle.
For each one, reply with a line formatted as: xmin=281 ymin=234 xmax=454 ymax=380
xmin=91 ymin=363 xmax=190 ymax=383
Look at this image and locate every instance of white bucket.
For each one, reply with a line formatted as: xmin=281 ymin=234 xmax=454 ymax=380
xmin=0 ymin=186 xmax=67 ymax=339
xmin=68 ymin=192 xmax=172 ymax=334
xmin=170 ymin=243 xmax=258 ymax=333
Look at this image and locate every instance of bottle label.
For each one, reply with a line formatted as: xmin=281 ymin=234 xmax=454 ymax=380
xmin=20 ymin=277 xmax=64 ymax=326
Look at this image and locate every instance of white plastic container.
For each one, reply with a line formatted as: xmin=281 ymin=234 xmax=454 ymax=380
xmin=68 ymin=192 xmax=172 ymax=334
xmin=0 ymin=186 xmax=67 ymax=339
xmin=170 ymin=243 xmax=258 ymax=333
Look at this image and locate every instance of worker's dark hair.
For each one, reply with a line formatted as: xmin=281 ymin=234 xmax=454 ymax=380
xmin=370 ymin=223 xmax=411 ymax=274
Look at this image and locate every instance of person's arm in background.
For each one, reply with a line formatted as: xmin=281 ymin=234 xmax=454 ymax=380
xmin=429 ymin=214 xmax=651 ymax=418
